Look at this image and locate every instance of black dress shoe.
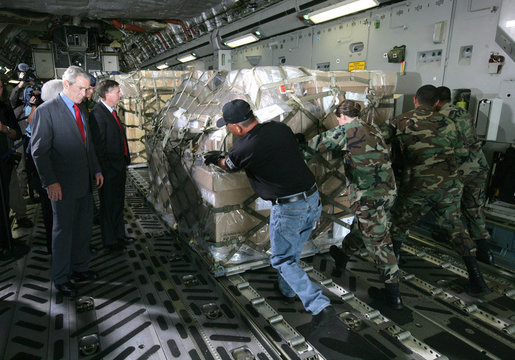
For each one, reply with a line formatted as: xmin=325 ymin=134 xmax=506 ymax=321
xmin=55 ymin=281 xmax=77 ymax=297
xmin=72 ymin=270 xmax=98 ymax=282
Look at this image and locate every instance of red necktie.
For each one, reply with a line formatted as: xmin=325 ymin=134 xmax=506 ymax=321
xmin=112 ymin=110 xmax=128 ymax=157
xmin=73 ymin=104 xmax=85 ymax=144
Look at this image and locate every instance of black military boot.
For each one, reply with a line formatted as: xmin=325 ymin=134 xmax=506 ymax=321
xmin=475 ymin=239 xmax=495 ymax=265
xmin=463 ymin=256 xmax=490 ymax=296
xmin=329 ymin=245 xmax=349 ymax=271
xmin=368 ymin=283 xmax=403 ymax=310
xmin=392 ymin=240 xmax=404 ymax=265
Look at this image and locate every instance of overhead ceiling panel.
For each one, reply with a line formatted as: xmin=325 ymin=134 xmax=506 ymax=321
xmin=1 ymin=0 xmax=227 ymax=19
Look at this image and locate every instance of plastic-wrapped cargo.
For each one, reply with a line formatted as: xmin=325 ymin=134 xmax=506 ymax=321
xmin=146 ymin=66 xmax=397 ymax=275
xmin=112 ymin=70 xmax=186 ymax=163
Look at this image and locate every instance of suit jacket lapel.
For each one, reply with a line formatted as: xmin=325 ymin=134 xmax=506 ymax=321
xmin=56 ymin=96 xmax=87 ymax=146
xmin=102 ymin=104 xmax=128 ymax=145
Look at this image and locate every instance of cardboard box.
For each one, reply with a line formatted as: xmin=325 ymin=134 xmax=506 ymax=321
xmin=145 ymin=66 xmax=397 ymax=266
xmin=322 ymin=195 xmax=352 ymax=215
xmin=192 ymin=166 xmax=250 ymax=192
xmin=206 ymin=209 xmax=270 ymax=243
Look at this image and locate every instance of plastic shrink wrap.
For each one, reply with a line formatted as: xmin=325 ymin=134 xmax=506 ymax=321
xmin=145 ymin=66 xmax=397 ymax=275
xmin=113 ymin=70 xmax=186 ymax=163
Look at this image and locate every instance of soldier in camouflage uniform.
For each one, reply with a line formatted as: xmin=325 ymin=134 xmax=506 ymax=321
xmin=435 ymin=86 xmax=494 ymax=264
xmin=382 ymin=85 xmax=488 ymax=296
xmin=309 ymin=99 xmax=402 ymax=309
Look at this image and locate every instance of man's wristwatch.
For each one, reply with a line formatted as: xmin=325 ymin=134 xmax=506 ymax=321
xmin=4 ymin=126 xmax=10 ymax=134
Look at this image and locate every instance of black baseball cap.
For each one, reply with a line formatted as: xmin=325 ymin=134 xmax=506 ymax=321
xmin=216 ymin=99 xmax=253 ymax=128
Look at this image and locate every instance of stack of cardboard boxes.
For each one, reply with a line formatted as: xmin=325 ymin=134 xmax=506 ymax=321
xmin=144 ymin=66 xmax=397 ymax=271
xmin=113 ymin=70 xmax=186 ymax=163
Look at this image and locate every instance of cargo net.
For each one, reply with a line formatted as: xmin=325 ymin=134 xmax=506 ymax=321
xmin=145 ymin=66 xmax=397 ymax=274
xmin=113 ymin=70 xmax=187 ymax=164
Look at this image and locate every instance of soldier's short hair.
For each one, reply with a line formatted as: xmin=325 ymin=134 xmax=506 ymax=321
xmin=335 ymin=99 xmax=361 ymax=118
xmin=96 ymin=79 xmax=120 ymax=99
xmin=415 ymin=85 xmax=438 ymax=106
xmin=436 ymin=86 xmax=451 ymax=102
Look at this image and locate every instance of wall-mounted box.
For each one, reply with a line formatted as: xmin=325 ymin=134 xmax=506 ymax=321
xmin=32 ymin=50 xmax=55 ymax=79
xmin=433 ymin=21 xmax=446 ymax=43
xmin=102 ymin=54 xmax=119 ymax=72
xmin=475 ymin=98 xmax=503 ymax=141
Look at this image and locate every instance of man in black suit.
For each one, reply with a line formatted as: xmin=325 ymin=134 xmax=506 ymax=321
xmin=31 ymin=66 xmax=104 ymax=297
xmin=89 ymin=80 xmax=130 ymax=254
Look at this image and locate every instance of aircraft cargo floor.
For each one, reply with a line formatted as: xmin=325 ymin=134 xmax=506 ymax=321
xmin=0 ymin=167 xmax=513 ymax=360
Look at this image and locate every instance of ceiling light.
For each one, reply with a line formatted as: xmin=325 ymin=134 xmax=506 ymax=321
xmin=177 ymin=53 xmax=197 ymax=63
xmin=156 ymin=63 xmax=169 ymax=69
xmin=224 ymin=33 xmax=260 ymax=48
xmin=308 ymin=0 xmax=379 ymax=24
xmin=8 ymin=79 xmax=20 ymax=84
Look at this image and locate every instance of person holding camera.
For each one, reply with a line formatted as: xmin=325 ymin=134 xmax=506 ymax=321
xmin=7 ymin=74 xmax=36 ymax=229
xmin=0 ymin=77 xmax=28 ymax=260
xmin=24 ymin=88 xmax=42 ymax=124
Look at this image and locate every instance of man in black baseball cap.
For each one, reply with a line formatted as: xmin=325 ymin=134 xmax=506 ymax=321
xmin=205 ymin=99 xmax=341 ymax=331
xmin=216 ymin=99 xmax=253 ymax=128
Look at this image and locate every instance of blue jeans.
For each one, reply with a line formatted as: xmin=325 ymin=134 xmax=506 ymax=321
xmin=269 ymin=191 xmax=330 ymax=315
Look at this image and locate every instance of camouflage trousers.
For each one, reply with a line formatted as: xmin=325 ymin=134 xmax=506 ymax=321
xmin=391 ymin=181 xmax=476 ymax=256
xmin=343 ymin=198 xmax=399 ymax=284
xmin=460 ymin=171 xmax=490 ymax=241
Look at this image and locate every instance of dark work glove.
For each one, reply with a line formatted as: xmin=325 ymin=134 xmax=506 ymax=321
xmin=204 ymin=151 xmax=223 ymax=166
xmin=294 ymin=133 xmax=307 ymax=151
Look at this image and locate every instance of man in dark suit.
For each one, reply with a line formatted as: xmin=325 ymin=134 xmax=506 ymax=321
xmin=30 ymin=66 xmax=104 ymax=297
xmin=89 ymin=80 xmax=130 ymax=254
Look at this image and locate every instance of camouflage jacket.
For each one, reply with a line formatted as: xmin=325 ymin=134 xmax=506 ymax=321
xmin=309 ymin=118 xmax=396 ymax=205
xmin=381 ymin=105 xmax=460 ymax=191
xmin=438 ymin=103 xmax=489 ymax=177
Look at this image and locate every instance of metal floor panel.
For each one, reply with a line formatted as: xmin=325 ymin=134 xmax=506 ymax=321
xmin=1 ymin=166 xmax=514 ymax=360
xmin=1 ymin=181 xmax=281 ymax=360
xmin=306 ymin=252 xmax=515 ymax=360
